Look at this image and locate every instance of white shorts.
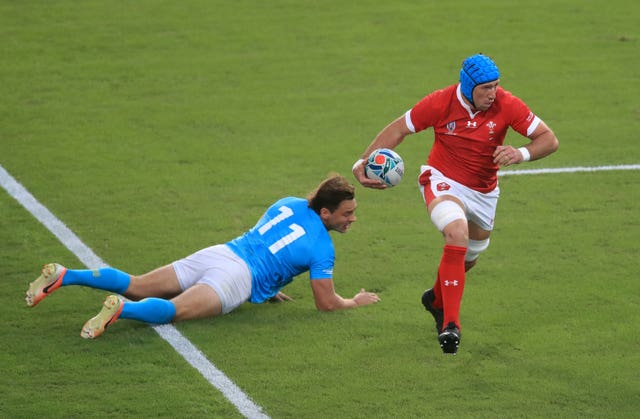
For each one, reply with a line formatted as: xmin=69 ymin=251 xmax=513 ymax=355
xmin=418 ymin=165 xmax=500 ymax=231
xmin=172 ymin=244 xmax=252 ymax=314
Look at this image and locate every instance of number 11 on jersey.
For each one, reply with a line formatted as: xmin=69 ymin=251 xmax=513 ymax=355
xmin=258 ymin=206 xmax=307 ymax=255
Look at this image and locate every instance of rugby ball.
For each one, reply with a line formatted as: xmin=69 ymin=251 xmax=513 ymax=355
xmin=365 ymin=148 xmax=404 ymax=187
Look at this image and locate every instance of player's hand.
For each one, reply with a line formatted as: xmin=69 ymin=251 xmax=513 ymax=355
xmin=269 ymin=292 xmax=293 ymax=303
xmin=352 ymin=159 xmax=387 ymax=189
xmin=353 ymin=288 xmax=380 ymax=306
xmin=493 ymin=145 xmax=524 ymax=167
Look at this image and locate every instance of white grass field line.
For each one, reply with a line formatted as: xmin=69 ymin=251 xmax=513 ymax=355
xmin=498 ymin=164 xmax=640 ymax=176
xmin=2 ymin=163 xmax=638 ymax=417
xmin=0 ymin=164 xmax=269 ymax=419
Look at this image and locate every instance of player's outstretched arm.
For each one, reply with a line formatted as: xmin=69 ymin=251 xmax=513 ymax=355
xmin=310 ymin=279 xmax=380 ymax=311
xmin=353 ymin=116 xmax=412 ymax=189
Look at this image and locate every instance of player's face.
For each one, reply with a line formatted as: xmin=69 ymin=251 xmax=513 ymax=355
xmin=472 ymin=80 xmax=500 ymax=111
xmin=323 ymin=199 xmax=357 ymax=233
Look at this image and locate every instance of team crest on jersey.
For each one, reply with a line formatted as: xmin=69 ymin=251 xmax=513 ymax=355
xmin=446 ymin=121 xmax=456 ymax=135
xmin=486 ymin=120 xmax=496 ymax=141
xmin=486 ymin=121 xmax=496 ymax=134
xmin=436 ymin=182 xmax=451 ymax=191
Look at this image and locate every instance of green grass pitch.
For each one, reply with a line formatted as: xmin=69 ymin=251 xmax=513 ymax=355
xmin=1 ymin=1 xmax=638 ymax=417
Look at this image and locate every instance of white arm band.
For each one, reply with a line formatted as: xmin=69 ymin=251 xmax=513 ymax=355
xmin=518 ymin=147 xmax=531 ymax=162
xmin=352 ymin=158 xmax=365 ymax=172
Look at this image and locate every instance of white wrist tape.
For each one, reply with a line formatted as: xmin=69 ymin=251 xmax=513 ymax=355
xmin=518 ymin=147 xmax=531 ymax=162
xmin=352 ymin=158 xmax=365 ymax=172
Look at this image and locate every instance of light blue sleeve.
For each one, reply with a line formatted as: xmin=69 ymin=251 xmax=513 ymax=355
xmin=308 ymin=232 xmax=334 ymax=280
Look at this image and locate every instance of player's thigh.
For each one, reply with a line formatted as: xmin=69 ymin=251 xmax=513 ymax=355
xmin=171 ymin=284 xmax=222 ymax=321
xmin=465 ymin=185 xmax=499 ymax=232
xmin=125 ymin=264 xmax=183 ymax=300
xmin=468 ymin=220 xmax=491 ymax=241
xmin=419 ymin=165 xmax=466 ymax=213
xmin=427 ymin=194 xmax=465 ymax=214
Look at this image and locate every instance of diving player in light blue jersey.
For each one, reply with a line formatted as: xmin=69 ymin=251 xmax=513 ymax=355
xmin=25 ymin=175 xmax=381 ymax=339
xmin=227 ymin=196 xmax=337 ymax=303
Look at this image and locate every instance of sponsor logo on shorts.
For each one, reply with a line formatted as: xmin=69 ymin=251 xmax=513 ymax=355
xmin=437 ymin=182 xmax=451 ymax=191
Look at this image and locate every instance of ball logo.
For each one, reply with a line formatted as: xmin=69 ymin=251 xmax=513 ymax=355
xmin=437 ymin=182 xmax=450 ymax=191
xmin=374 ymin=154 xmax=387 ymax=165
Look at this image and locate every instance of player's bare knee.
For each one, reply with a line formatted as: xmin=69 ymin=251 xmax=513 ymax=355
xmin=442 ymin=224 xmax=469 ymax=246
xmin=431 ymin=201 xmax=468 ymax=247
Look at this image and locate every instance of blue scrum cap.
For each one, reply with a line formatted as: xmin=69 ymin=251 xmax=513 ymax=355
xmin=459 ymin=54 xmax=500 ymax=104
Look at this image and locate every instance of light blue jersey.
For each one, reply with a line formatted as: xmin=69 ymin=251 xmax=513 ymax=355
xmin=226 ymin=197 xmax=334 ymax=303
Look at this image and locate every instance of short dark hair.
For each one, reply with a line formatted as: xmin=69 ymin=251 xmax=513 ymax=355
xmin=307 ymin=175 xmax=355 ymax=214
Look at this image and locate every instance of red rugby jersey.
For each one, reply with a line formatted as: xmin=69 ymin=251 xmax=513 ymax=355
xmin=406 ymin=84 xmax=540 ymax=192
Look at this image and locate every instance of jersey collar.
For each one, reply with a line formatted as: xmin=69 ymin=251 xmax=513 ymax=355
xmin=456 ymin=84 xmax=481 ymax=119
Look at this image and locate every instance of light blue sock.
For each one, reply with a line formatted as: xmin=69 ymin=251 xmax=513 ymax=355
xmin=120 ymin=298 xmax=176 ymax=324
xmin=61 ymin=267 xmax=130 ymax=294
